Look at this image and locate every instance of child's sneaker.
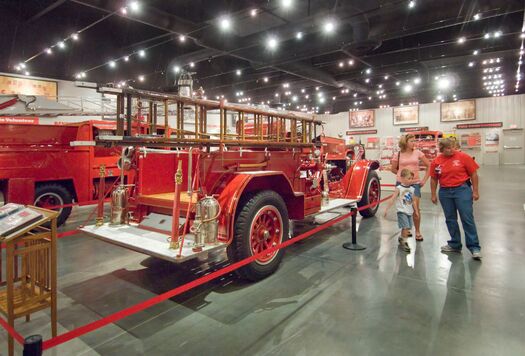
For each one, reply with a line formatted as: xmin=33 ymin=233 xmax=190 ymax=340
xmin=399 ymin=238 xmax=410 ymax=252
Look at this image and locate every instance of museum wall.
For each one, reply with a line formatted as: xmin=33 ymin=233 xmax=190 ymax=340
xmin=319 ymin=93 xmax=525 ymax=165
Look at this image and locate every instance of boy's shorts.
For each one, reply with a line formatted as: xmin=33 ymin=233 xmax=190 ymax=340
xmin=397 ymin=212 xmax=413 ymax=229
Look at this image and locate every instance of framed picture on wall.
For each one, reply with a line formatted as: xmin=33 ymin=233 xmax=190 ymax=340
xmin=349 ymin=110 xmax=375 ymax=128
xmin=393 ymin=105 xmax=419 ymax=126
xmin=0 ymin=75 xmax=57 ymax=98
xmin=441 ymin=100 xmax=476 ymax=122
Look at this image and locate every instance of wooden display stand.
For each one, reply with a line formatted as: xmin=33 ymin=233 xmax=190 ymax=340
xmin=0 ymin=206 xmax=58 ymax=356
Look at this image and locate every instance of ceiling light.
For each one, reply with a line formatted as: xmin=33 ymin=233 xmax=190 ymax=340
xmin=57 ymin=41 xmax=65 ymax=49
xmin=281 ymin=0 xmax=293 ymax=9
xmin=266 ymin=36 xmax=278 ymax=50
xmin=129 ymin=1 xmax=140 ymax=12
xmin=173 ymin=65 xmax=181 ymax=73
xmin=348 ymin=59 xmax=354 ymax=66
xmin=24 ymin=71 xmax=30 ymax=76
xmin=494 ymin=31 xmax=502 ymax=38
xmin=457 ymin=36 xmax=466 ymax=44
xmin=403 ymin=84 xmax=413 ymax=93
xmin=414 ymin=77 xmax=421 ymax=84
xmin=179 ymin=34 xmax=186 ymax=42
xmin=138 ymin=49 xmax=145 ymax=57
xmin=396 ymin=81 xmax=400 ymax=86
xmin=365 ymin=78 xmax=370 ymax=83
xmin=138 ymin=75 xmax=145 ymax=82
xmin=124 ymin=56 xmax=129 ymax=62
xmin=219 ymin=16 xmax=231 ymax=31
xmin=408 ymin=1 xmax=416 ymax=9
xmin=319 ymin=97 xmax=326 ymax=104
xmin=365 ymin=68 xmax=372 ymax=74
xmin=323 ymin=20 xmax=336 ymax=34
xmin=296 ymin=32 xmax=303 ymax=40
xmin=468 ymin=61 xmax=475 ymax=67
xmin=71 ymin=33 xmax=79 ymax=41
xmin=19 ymin=63 xmax=26 ymax=69
xmin=109 ymin=60 xmax=116 ymax=68
xmin=236 ymin=69 xmax=242 ymax=76
xmin=120 ymin=7 xmax=127 ymax=15
xmin=292 ymin=95 xmax=298 ymax=102
xmin=339 ymin=61 xmax=344 ymax=67
xmin=484 ymin=33 xmax=491 ymax=39
xmin=189 ymin=62 xmax=195 ymax=68
xmin=473 ymin=50 xmax=479 ymax=55
xmin=283 ymin=83 xmax=289 ymax=88
xmin=275 ymin=93 xmax=279 ymax=97
xmin=45 ymin=48 xmax=52 ymax=55
xmin=473 ymin=13 xmax=481 ymax=21
xmin=437 ymin=77 xmax=451 ymax=90
xmin=332 ymin=96 xmax=336 ymax=100
xmin=250 ymin=9 xmax=257 ymax=17
xmin=520 ymin=33 xmax=525 ymax=39
xmin=384 ymin=75 xmax=389 ymax=80
xmin=301 ymin=88 xmax=305 ymax=93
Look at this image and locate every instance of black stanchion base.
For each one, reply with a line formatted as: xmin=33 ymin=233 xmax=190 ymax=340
xmin=342 ymin=242 xmax=366 ymax=251
xmin=23 ymin=334 xmax=43 ymax=356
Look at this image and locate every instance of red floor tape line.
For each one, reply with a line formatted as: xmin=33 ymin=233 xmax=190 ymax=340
xmin=1 ymin=194 xmax=391 ymax=350
xmin=0 ymin=315 xmax=25 ymax=345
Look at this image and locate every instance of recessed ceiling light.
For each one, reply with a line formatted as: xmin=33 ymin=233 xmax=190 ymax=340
xmin=473 ymin=50 xmax=479 ymax=55
xmin=109 ymin=60 xmax=116 ymax=68
xmin=408 ymin=1 xmax=416 ymax=9
xmin=365 ymin=68 xmax=372 ymax=74
xmin=281 ymin=0 xmax=293 ymax=9
xmin=219 ymin=17 xmax=232 ymax=31
xmin=124 ymin=56 xmax=129 ymax=62
xmin=71 ymin=33 xmax=79 ymax=41
xmin=339 ymin=61 xmax=344 ymax=67
xmin=473 ymin=13 xmax=481 ymax=21
xmin=323 ymin=20 xmax=336 ymax=34
xmin=263 ymin=77 xmax=269 ymax=82
xmin=250 ymin=9 xmax=257 ymax=17
xmin=468 ymin=62 xmax=475 ymax=67
xmin=57 ymin=41 xmax=65 ymax=49
xmin=45 ymin=48 xmax=52 ymax=55
xmin=179 ymin=34 xmax=186 ymax=42
xmin=189 ymin=62 xmax=195 ymax=68
xmin=138 ymin=49 xmax=146 ymax=57
xmin=403 ymin=84 xmax=413 ymax=93
xmin=236 ymin=69 xmax=242 ymax=76
xmin=266 ymin=36 xmax=278 ymax=50
xmin=484 ymin=33 xmax=491 ymax=39
xmin=296 ymin=32 xmax=303 ymax=40
xmin=138 ymin=75 xmax=145 ymax=82
xmin=348 ymin=59 xmax=354 ymax=65
xmin=173 ymin=65 xmax=181 ymax=73
xmin=457 ymin=36 xmax=466 ymax=44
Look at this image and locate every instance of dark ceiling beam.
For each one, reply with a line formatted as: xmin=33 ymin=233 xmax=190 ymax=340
xmin=26 ymin=0 xmax=68 ymax=23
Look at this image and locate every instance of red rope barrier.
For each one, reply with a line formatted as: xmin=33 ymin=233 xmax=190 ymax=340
xmin=1 ymin=193 xmax=392 ymax=350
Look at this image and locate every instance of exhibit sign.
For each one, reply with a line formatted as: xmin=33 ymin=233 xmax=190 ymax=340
xmin=441 ymin=100 xmax=476 ymax=122
xmin=0 ymin=75 xmax=57 ymax=97
xmin=460 ymin=132 xmax=481 ymax=148
xmin=0 ymin=116 xmax=39 ymax=125
xmin=349 ymin=110 xmax=375 ymax=128
xmin=456 ymin=122 xmax=503 ymax=129
xmin=393 ymin=105 xmax=419 ymax=125
xmin=346 ymin=129 xmax=377 ymax=135
xmin=400 ymin=126 xmax=429 ymax=132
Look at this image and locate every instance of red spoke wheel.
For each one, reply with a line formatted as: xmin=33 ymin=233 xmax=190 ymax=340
xmin=34 ymin=184 xmax=73 ymax=226
xmin=227 ymin=190 xmax=289 ymax=281
xmin=358 ymin=170 xmax=381 ymax=218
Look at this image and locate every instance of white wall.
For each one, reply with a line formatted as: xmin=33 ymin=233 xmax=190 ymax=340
xmin=319 ymin=94 xmax=525 ymax=166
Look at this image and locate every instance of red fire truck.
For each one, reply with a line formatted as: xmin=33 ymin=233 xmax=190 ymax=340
xmin=83 ymin=87 xmax=381 ymax=281
xmin=413 ymin=130 xmax=443 ymax=162
xmin=0 ymin=121 xmax=129 ymax=225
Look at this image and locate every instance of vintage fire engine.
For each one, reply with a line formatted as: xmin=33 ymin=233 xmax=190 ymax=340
xmin=413 ymin=130 xmax=443 ymax=162
xmin=82 ymin=86 xmax=381 ymax=281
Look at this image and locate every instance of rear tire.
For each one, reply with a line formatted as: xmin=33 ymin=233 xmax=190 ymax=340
xmin=34 ymin=183 xmax=73 ymax=226
xmin=358 ymin=170 xmax=381 ymax=218
xmin=227 ymin=190 xmax=289 ymax=281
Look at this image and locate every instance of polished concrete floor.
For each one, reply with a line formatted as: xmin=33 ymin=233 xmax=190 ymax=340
xmin=1 ymin=165 xmax=525 ymax=355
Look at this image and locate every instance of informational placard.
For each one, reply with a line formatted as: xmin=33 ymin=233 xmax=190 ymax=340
xmin=485 ymin=129 xmax=500 ymax=152
xmin=0 ymin=75 xmax=57 ymax=97
xmin=346 ymin=129 xmax=377 ymax=135
xmin=366 ymin=136 xmax=380 ymax=149
xmin=456 ymin=122 xmax=503 ymax=129
xmin=460 ymin=132 xmax=481 ymax=148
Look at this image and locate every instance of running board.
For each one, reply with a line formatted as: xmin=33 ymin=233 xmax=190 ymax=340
xmin=81 ymin=223 xmax=226 ymax=263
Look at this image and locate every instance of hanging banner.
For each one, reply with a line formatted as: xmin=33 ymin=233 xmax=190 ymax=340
xmin=346 ymin=129 xmax=377 ymax=135
xmin=400 ymin=126 xmax=429 ymax=132
xmin=456 ymin=122 xmax=502 ymax=129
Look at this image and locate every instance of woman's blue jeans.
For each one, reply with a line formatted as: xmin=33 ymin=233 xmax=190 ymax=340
xmin=438 ymin=184 xmax=481 ymax=253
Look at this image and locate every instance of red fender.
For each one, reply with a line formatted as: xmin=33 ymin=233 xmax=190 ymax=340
xmin=341 ymin=160 xmax=379 ymax=200
xmin=216 ymin=172 xmax=304 ymax=244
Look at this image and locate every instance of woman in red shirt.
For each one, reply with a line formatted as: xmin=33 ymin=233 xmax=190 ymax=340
xmin=391 ymin=134 xmax=431 ymax=241
xmin=430 ymin=138 xmax=482 ymax=260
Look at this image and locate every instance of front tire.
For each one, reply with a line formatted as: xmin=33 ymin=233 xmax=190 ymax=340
xmin=34 ymin=183 xmax=73 ymax=226
xmin=227 ymin=190 xmax=289 ymax=281
xmin=358 ymin=170 xmax=380 ymax=218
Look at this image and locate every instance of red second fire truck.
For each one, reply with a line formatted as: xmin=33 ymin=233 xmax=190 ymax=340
xmin=82 ymin=86 xmax=382 ymax=281
xmin=0 ymin=121 xmax=128 ymax=225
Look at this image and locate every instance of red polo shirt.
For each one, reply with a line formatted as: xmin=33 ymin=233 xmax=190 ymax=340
xmin=430 ymin=151 xmax=479 ymax=187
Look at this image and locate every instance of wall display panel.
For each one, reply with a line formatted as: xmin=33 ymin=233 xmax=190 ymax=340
xmin=441 ymin=100 xmax=476 ymax=122
xmin=349 ymin=110 xmax=375 ymax=128
xmin=0 ymin=75 xmax=57 ymax=98
xmin=485 ymin=129 xmax=500 ymax=152
xmin=393 ymin=105 xmax=419 ymax=125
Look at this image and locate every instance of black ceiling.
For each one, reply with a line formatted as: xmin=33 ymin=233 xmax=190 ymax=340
xmin=1 ymin=0 xmax=524 ymax=113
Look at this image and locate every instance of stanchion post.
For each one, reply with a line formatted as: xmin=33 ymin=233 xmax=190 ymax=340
xmin=342 ymin=204 xmax=366 ymax=251
xmin=23 ymin=335 xmax=43 ymax=356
